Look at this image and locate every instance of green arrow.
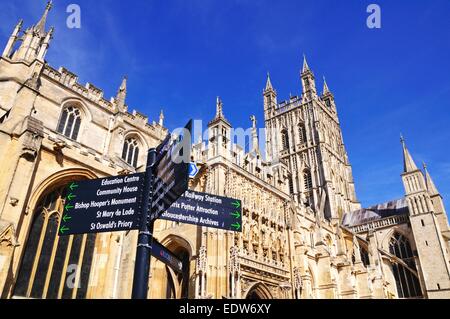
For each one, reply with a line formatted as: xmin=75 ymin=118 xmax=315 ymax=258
xmin=69 ymin=182 xmax=78 ymax=191
xmin=231 ymin=211 xmax=240 ymax=219
xmin=60 ymin=225 xmax=70 ymax=234
xmin=231 ymin=222 xmax=241 ymax=231
xmin=231 ymin=200 xmax=241 ymax=209
xmin=62 ymin=214 xmax=72 ymax=222
xmin=64 ymin=204 xmax=74 ymax=212
xmin=66 ymin=193 xmax=76 ymax=201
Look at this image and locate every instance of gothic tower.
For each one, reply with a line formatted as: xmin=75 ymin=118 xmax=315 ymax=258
xmin=400 ymin=137 xmax=450 ymax=298
xmin=2 ymin=1 xmax=54 ymax=63
xmin=263 ymin=56 xmax=360 ymax=220
xmin=207 ymin=96 xmax=232 ymax=159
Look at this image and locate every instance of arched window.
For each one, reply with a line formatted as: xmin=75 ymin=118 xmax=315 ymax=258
xmin=57 ymin=106 xmax=81 ymax=140
xmin=122 ymin=137 xmax=140 ymax=167
xmin=360 ymin=247 xmax=370 ymax=267
xmin=303 ymin=170 xmax=312 ymax=191
xmin=14 ymin=185 xmax=97 ymax=299
xmin=288 ymin=177 xmax=294 ymax=195
xmin=281 ymin=129 xmax=290 ymax=151
xmin=389 ymin=233 xmax=422 ymax=298
xmin=298 ymin=124 xmax=306 ymax=144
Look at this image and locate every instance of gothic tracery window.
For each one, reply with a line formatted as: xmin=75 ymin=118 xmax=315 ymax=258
xmin=122 ymin=137 xmax=140 ymax=167
xmin=298 ymin=124 xmax=306 ymax=145
xmin=303 ymin=170 xmax=312 ymax=190
xmin=389 ymin=233 xmax=422 ymax=298
xmin=57 ymin=106 xmax=81 ymax=140
xmin=14 ymin=185 xmax=97 ymax=299
xmin=288 ymin=177 xmax=294 ymax=195
xmin=281 ymin=129 xmax=290 ymax=151
xmin=360 ymin=247 xmax=370 ymax=267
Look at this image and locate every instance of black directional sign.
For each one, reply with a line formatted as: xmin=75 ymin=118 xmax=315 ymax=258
xmin=150 ymin=120 xmax=192 ymax=221
xmin=151 ymin=239 xmax=183 ymax=273
xmin=160 ymin=190 xmax=242 ymax=232
xmin=58 ymin=173 xmax=144 ymax=236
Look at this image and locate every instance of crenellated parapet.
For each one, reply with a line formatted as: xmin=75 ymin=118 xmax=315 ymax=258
xmin=43 ymin=65 xmax=114 ymax=111
xmin=42 ymin=64 xmax=165 ymax=136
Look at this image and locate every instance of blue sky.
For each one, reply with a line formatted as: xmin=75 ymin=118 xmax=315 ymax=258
xmin=1 ymin=0 xmax=449 ymax=211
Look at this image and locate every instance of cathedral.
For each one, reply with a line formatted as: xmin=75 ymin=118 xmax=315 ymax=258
xmin=0 ymin=3 xmax=449 ymax=299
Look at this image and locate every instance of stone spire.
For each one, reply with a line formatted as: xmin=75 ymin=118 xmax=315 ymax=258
xmin=400 ymin=135 xmax=419 ymax=172
xmin=250 ymin=115 xmax=259 ymax=153
xmin=159 ymin=109 xmax=164 ymax=126
xmin=37 ymin=26 xmax=54 ymax=60
xmin=2 ymin=19 xmax=23 ymax=58
xmin=11 ymin=1 xmax=54 ymax=62
xmin=423 ymin=162 xmax=440 ymax=196
xmin=34 ymin=1 xmax=53 ymax=37
xmin=300 ymin=54 xmax=317 ymax=102
xmin=208 ymin=96 xmax=230 ymax=127
xmin=265 ymin=72 xmax=273 ymax=91
xmin=302 ymin=54 xmax=310 ymax=73
xmin=115 ymin=76 xmax=127 ymax=112
xmin=322 ymin=76 xmax=330 ymax=95
xmin=216 ymin=96 xmax=223 ymax=118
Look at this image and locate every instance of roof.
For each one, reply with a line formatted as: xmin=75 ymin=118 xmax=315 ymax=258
xmin=341 ymin=198 xmax=409 ymax=227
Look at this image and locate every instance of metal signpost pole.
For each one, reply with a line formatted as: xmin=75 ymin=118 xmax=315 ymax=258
xmin=132 ymin=148 xmax=157 ymax=299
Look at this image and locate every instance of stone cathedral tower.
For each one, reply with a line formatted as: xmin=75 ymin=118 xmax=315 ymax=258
xmin=264 ymin=57 xmax=360 ymax=221
xmin=400 ymin=138 xmax=450 ymax=298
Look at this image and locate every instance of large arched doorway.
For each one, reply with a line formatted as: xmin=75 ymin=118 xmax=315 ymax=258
xmin=151 ymin=235 xmax=192 ymax=299
xmin=245 ymin=282 xmax=273 ymax=299
xmin=13 ymin=172 xmax=98 ymax=299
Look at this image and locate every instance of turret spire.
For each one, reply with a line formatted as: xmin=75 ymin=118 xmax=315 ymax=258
xmin=265 ymin=72 xmax=273 ymax=91
xmin=159 ymin=109 xmax=164 ymax=126
xmin=250 ymin=115 xmax=259 ymax=153
xmin=323 ymin=76 xmax=330 ymax=95
xmin=300 ymin=54 xmax=317 ymax=102
xmin=34 ymin=1 xmax=53 ymax=37
xmin=216 ymin=96 xmax=223 ymax=118
xmin=401 ymin=135 xmax=419 ymax=172
xmin=2 ymin=19 xmax=23 ymax=58
xmin=302 ymin=54 xmax=310 ymax=73
xmin=423 ymin=162 xmax=440 ymax=196
xmin=37 ymin=26 xmax=54 ymax=60
xmin=208 ymin=96 xmax=230 ymax=127
xmin=115 ymin=76 xmax=127 ymax=112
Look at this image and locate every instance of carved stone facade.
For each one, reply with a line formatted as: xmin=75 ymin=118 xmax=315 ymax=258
xmin=0 ymin=3 xmax=449 ymax=299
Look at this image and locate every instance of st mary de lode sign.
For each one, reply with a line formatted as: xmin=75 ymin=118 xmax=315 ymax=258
xmin=58 ymin=173 xmax=144 ymax=236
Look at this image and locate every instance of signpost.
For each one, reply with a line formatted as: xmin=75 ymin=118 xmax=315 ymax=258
xmin=132 ymin=119 xmax=192 ymax=299
xmin=58 ymin=173 xmax=144 ymax=236
xmin=161 ymin=190 xmax=242 ymax=232
xmin=150 ymin=120 xmax=192 ymax=221
xmin=55 ymin=118 xmax=245 ymax=299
